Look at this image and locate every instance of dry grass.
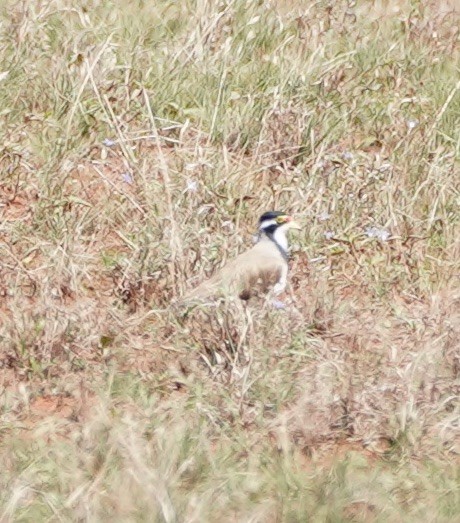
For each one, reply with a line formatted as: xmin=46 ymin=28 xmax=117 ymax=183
xmin=0 ymin=0 xmax=459 ymax=520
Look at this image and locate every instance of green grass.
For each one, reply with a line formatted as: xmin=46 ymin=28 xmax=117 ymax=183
xmin=1 ymin=0 xmax=459 ymax=520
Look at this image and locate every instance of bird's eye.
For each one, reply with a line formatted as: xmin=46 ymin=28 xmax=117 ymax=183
xmin=276 ymin=216 xmax=286 ymax=224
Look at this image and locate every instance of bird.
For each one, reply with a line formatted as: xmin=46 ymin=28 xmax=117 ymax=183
xmin=182 ymin=211 xmax=301 ymax=303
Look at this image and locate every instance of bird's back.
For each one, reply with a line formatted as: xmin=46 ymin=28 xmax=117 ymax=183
xmin=183 ymin=237 xmax=286 ymax=301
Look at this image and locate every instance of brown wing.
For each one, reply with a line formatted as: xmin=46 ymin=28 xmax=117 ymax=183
xmin=183 ymin=240 xmax=286 ymax=301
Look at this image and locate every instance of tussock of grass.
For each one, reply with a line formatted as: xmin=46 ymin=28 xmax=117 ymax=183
xmin=1 ymin=0 xmax=459 ymax=520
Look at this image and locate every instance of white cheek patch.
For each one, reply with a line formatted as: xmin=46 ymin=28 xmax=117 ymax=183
xmin=259 ymin=219 xmax=278 ymax=230
xmin=272 ymin=225 xmax=289 ymax=251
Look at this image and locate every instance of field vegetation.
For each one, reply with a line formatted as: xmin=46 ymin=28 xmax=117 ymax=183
xmin=0 ymin=0 xmax=459 ymax=520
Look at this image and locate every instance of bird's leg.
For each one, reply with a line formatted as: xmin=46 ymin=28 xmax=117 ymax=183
xmin=272 ymin=264 xmax=288 ymax=296
xmin=270 ymin=264 xmax=288 ymax=309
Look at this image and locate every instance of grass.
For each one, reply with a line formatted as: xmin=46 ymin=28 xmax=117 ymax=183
xmin=1 ymin=0 xmax=459 ymax=520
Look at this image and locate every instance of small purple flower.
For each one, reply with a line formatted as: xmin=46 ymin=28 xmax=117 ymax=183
xmin=318 ymin=212 xmax=331 ymax=222
xmin=102 ymin=138 xmax=116 ymax=147
xmin=122 ymin=172 xmax=133 ymax=184
xmin=271 ymin=299 xmax=286 ymax=310
xmin=365 ymin=226 xmax=390 ymax=241
xmin=186 ymin=179 xmax=198 ymax=193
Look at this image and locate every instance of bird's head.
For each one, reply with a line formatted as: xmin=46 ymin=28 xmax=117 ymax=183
xmin=257 ymin=211 xmax=301 ymax=252
xmin=258 ymin=211 xmax=301 ymax=235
